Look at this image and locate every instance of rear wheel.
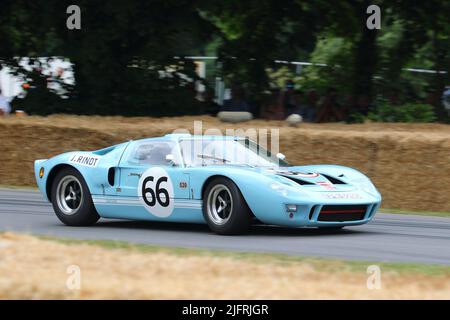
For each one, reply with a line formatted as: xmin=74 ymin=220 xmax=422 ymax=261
xmin=51 ymin=167 xmax=100 ymax=226
xmin=202 ymin=177 xmax=252 ymax=235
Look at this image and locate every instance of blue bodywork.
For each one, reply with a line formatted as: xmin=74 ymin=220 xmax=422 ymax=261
xmin=34 ymin=134 xmax=382 ymax=228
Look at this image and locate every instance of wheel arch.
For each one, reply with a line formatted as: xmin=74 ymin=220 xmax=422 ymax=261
xmin=201 ymin=175 xmax=228 ymax=199
xmin=201 ymin=174 xmax=255 ymax=217
xmin=46 ymin=164 xmax=82 ymax=200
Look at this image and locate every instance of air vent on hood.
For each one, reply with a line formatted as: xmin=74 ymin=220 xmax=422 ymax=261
xmin=280 ymin=175 xmax=315 ymax=185
xmin=320 ymin=174 xmax=346 ymax=184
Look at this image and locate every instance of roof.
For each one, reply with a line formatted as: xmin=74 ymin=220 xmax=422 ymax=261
xmin=132 ymin=134 xmax=245 ymax=143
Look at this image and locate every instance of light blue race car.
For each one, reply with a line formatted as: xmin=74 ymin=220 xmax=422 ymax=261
xmin=34 ymin=134 xmax=382 ymax=235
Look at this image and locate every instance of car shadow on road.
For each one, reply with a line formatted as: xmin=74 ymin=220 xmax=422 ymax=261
xmin=94 ymin=219 xmax=370 ymax=237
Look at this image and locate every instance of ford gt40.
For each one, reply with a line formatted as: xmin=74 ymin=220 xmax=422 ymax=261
xmin=34 ymin=134 xmax=382 ymax=234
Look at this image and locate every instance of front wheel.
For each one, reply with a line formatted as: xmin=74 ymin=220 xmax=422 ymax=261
xmin=202 ymin=177 xmax=252 ymax=235
xmin=51 ymin=167 xmax=100 ymax=226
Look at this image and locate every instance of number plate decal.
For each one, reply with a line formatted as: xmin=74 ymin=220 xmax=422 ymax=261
xmin=138 ymin=167 xmax=174 ymax=217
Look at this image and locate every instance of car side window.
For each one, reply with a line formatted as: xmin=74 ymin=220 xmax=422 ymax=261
xmin=126 ymin=142 xmax=178 ymax=166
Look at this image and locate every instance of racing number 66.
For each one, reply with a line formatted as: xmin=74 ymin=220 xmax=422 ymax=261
xmin=142 ymin=176 xmax=170 ymax=207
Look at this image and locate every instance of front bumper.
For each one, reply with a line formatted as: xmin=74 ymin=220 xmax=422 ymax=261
xmin=294 ymin=202 xmax=379 ymax=227
xmin=259 ymin=202 xmax=381 ymax=227
xmin=248 ymin=188 xmax=382 ymax=227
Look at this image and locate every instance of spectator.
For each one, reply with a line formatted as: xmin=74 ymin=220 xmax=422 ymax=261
xmin=307 ymin=89 xmax=319 ymax=107
xmin=316 ymin=87 xmax=343 ymax=122
xmin=201 ymin=87 xmax=220 ymax=116
xmin=220 ymin=85 xmax=250 ymax=113
xmin=306 ymin=90 xmax=319 ymax=122
xmin=425 ymin=89 xmax=442 ymax=117
xmin=388 ymin=92 xmax=400 ymax=105
xmin=425 ymin=90 xmax=438 ymax=106
xmin=0 ymin=87 xmax=11 ymax=116
xmin=442 ymin=86 xmax=450 ymax=116
xmin=282 ymin=80 xmax=296 ymax=115
xmin=47 ymin=67 xmax=66 ymax=94
xmin=288 ymin=90 xmax=304 ymax=116
xmin=344 ymin=94 xmax=372 ymax=123
xmin=343 ymin=95 xmax=355 ymax=119
xmin=355 ymin=95 xmax=371 ymax=116
xmin=260 ymin=88 xmax=285 ymax=120
xmin=293 ymin=90 xmax=317 ymax=122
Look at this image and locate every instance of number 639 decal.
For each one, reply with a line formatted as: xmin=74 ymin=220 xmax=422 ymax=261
xmin=138 ymin=167 xmax=174 ymax=217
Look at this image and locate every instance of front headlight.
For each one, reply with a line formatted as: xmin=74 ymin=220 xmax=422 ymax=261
xmin=355 ymin=179 xmax=379 ymax=196
xmin=270 ymin=182 xmax=288 ymax=197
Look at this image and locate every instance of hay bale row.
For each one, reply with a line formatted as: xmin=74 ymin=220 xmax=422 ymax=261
xmin=0 ymin=115 xmax=449 ymax=211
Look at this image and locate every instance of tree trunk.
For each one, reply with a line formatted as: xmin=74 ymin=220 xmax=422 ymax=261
xmin=352 ymin=24 xmax=378 ymax=100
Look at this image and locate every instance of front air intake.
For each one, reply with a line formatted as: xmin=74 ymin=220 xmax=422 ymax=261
xmin=318 ymin=205 xmax=367 ymax=222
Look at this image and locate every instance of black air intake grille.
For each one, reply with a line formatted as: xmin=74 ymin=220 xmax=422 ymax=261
xmin=320 ymin=174 xmax=346 ymax=184
xmin=318 ymin=205 xmax=367 ymax=222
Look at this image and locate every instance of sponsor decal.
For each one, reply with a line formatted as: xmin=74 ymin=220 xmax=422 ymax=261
xmin=321 ymin=193 xmax=363 ymax=200
xmin=69 ymin=153 xmax=100 ymax=167
xmin=317 ymin=181 xmax=336 ymax=190
xmin=138 ymin=167 xmax=174 ymax=217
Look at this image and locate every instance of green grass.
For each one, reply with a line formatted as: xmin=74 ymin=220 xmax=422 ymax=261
xmin=380 ymin=208 xmax=450 ymax=218
xmin=37 ymin=234 xmax=450 ymax=276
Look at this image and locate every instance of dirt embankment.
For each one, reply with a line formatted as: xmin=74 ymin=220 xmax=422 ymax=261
xmin=0 ymin=233 xmax=449 ymax=299
xmin=1 ymin=115 xmax=449 ymax=212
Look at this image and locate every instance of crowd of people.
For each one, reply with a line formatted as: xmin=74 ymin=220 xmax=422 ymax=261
xmin=1 ymin=77 xmax=448 ymax=120
xmin=218 ymin=80 xmax=375 ymax=123
xmin=0 ymin=88 xmax=11 ymax=116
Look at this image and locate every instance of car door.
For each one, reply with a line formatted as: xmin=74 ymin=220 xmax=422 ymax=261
xmin=116 ymin=140 xmax=191 ymax=219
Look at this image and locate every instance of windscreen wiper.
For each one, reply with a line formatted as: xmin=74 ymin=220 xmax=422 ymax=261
xmin=197 ymin=154 xmax=230 ymax=163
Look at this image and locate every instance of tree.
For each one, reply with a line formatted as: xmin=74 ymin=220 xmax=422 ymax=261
xmin=1 ymin=1 xmax=448 ymax=117
xmin=1 ymin=0 xmax=215 ymax=115
xmin=201 ymin=0 xmax=319 ymax=99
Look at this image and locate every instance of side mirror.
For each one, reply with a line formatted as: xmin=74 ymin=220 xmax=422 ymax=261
xmin=276 ymin=153 xmax=286 ymax=161
xmin=165 ymin=154 xmax=176 ymax=166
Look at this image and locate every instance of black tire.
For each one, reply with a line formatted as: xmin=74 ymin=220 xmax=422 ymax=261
xmin=202 ymin=177 xmax=252 ymax=235
xmin=50 ymin=167 xmax=100 ymax=226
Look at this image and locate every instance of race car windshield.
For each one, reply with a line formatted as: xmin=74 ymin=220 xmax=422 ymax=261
xmin=179 ymin=138 xmax=288 ymax=167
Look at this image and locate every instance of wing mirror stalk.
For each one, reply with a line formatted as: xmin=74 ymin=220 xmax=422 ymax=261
xmin=166 ymin=154 xmax=177 ymax=166
xmin=276 ymin=153 xmax=286 ymax=161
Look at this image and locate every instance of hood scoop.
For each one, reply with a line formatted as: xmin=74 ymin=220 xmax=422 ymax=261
xmin=320 ymin=174 xmax=346 ymax=184
xmin=277 ymin=171 xmax=348 ymax=189
xmin=278 ymin=174 xmax=315 ymax=185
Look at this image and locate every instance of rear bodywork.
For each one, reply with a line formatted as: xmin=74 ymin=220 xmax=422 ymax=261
xmin=35 ymin=134 xmax=382 ymax=228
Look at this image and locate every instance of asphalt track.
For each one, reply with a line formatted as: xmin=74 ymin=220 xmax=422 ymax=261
xmin=1 ymin=188 xmax=449 ymax=265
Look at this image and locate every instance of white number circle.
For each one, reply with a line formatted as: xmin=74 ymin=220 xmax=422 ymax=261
xmin=138 ymin=167 xmax=174 ymax=217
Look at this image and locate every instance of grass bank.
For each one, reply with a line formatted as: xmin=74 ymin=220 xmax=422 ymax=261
xmin=0 ymin=232 xmax=449 ymax=299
